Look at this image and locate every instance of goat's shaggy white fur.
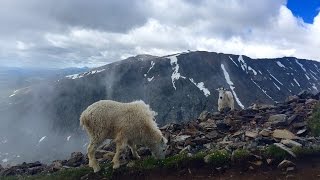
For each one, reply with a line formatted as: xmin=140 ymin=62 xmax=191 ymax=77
xmin=216 ymin=87 xmax=235 ymax=111
xmin=80 ymin=100 xmax=167 ymax=172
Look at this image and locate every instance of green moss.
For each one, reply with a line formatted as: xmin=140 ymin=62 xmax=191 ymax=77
xmin=232 ymin=149 xmax=250 ymax=162
xmin=161 ymin=153 xmax=190 ymax=168
xmin=264 ymin=145 xmax=288 ymax=160
xmin=205 ymin=150 xmax=230 ymax=167
xmin=292 ymin=146 xmax=320 ymax=157
xmin=133 ymin=156 xmax=161 ymax=170
xmin=308 ymin=103 xmax=320 ymax=136
xmin=132 ymin=151 xmax=207 ymax=170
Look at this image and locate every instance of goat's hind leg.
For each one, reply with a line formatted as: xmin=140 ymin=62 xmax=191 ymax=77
xmin=87 ymin=138 xmax=103 ymax=172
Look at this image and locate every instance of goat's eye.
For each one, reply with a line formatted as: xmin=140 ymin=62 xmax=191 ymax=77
xmin=220 ymin=97 xmax=222 ymax=99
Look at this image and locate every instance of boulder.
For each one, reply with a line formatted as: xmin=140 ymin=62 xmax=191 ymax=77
xmin=51 ymin=160 xmax=63 ymax=171
xmin=245 ymin=131 xmax=258 ymax=138
xmin=272 ymin=129 xmax=296 ymax=139
xmin=65 ymin=152 xmax=86 ymax=167
xmin=259 ymin=129 xmax=271 ymax=137
xmin=199 ymin=119 xmax=217 ymax=130
xmin=286 ymin=95 xmax=299 ymax=103
xmin=205 ymin=130 xmax=219 ymax=139
xmin=198 ymin=111 xmax=210 ymax=121
xmin=280 ymin=139 xmax=302 ymax=147
xmin=292 ymin=122 xmax=307 ymax=129
xmin=278 ymin=160 xmax=296 ymax=169
xmin=269 ymin=114 xmax=288 ymax=127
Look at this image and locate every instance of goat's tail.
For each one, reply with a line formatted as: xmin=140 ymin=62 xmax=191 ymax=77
xmin=79 ymin=112 xmax=87 ymax=130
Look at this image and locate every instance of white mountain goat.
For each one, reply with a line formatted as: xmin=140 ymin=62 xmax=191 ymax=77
xmin=80 ymin=100 xmax=168 ymax=172
xmin=216 ymin=87 xmax=235 ymax=111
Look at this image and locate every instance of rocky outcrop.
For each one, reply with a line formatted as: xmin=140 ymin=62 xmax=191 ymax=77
xmin=1 ymin=92 xmax=319 ymax=177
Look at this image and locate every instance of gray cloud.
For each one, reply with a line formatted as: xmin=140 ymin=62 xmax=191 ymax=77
xmin=0 ymin=0 xmax=319 ymax=68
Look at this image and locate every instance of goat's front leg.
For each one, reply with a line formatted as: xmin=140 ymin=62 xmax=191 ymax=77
xmin=128 ymin=142 xmax=140 ymax=159
xmin=112 ymin=139 xmax=127 ymax=169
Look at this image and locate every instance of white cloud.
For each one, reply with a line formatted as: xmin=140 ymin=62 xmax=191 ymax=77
xmin=1 ymin=0 xmax=320 ymax=67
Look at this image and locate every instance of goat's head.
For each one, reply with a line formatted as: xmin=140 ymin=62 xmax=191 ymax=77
xmin=216 ymin=87 xmax=228 ymax=99
xmin=152 ymin=136 xmax=168 ymax=159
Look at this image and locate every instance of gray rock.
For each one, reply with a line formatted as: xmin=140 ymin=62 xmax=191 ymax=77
xmin=66 ymin=152 xmax=85 ymax=167
xmin=278 ymin=159 xmax=296 ymax=169
xmin=286 ymin=166 xmax=296 ymax=173
xmin=287 ymin=115 xmax=298 ymax=125
xmin=173 ymin=135 xmax=191 ymax=142
xmin=205 ymin=131 xmax=219 ymax=139
xmin=292 ymin=122 xmax=307 ymax=128
xmin=198 ymin=111 xmax=210 ymax=121
xmin=281 ymin=139 xmax=302 ymax=148
xmin=268 ymin=114 xmax=287 ymax=122
xmin=296 ymin=129 xmax=307 ymax=135
xmin=259 ymin=129 xmax=271 ymax=137
xmin=199 ymin=119 xmax=217 ymax=130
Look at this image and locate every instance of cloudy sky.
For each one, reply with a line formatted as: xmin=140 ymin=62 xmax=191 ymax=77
xmin=1 ymin=0 xmax=320 ymax=68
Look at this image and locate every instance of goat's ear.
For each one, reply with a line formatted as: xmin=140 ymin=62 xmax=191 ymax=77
xmin=216 ymin=88 xmax=219 ymax=91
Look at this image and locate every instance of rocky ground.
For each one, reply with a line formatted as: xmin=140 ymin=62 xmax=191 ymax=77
xmin=1 ymin=90 xmax=320 ymax=179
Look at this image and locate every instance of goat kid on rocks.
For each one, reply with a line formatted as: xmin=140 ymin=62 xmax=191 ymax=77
xmin=80 ymin=100 xmax=168 ymax=172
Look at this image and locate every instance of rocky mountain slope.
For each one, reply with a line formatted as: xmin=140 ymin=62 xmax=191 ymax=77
xmin=1 ymin=91 xmax=320 ymax=179
xmin=6 ymin=51 xmax=320 ymax=129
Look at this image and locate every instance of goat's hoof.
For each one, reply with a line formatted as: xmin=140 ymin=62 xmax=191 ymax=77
xmin=113 ymin=163 xmax=120 ymax=169
xmin=93 ymin=166 xmax=101 ymax=173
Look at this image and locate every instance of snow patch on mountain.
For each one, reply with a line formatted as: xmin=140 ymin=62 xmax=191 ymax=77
xmin=67 ymin=136 xmax=71 ymax=141
xmin=38 ymin=136 xmax=46 ymax=143
xmin=312 ymin=84 xmax=318 ymax=91
xmin=273 ymin=82 xmax=281 ymax=90
xmin=9 ymin=90 xmax=19 ymax=97
xmin=305 ymin=74 xmax=310 ymax=80
xmin=189 ymin=78 xmax=210 ymax=97
xmin=293 ymin=78 xmax=301 ymax=87
xmin=237 ymin=55 xmax=246 ymax=72
xmin=229 ymin=56 xmax=238 ymax=67
xmin=267 ymin=70 xmax=283 ymax=85
xmin=66 ymin=69 xmax=105 ymax=80
xmin=237 ymin=55 xmax=257 ymax=75
xmin=248 ymin=66 xmax=257 ymax=75
xmin=147 ymin=76 xmax=154 ymax=82
xmin=276 ymin=61 xmax=286 ymax=68
xmin=295 ymin=59 xmax=306 ymax=72
xmin=147 ymin=61 xmax=155 ymax=74
xmin=251 ymin=78 xmax=274 ymax=101
xmin=309 ymin=71 xmax=318 ymax=80
xmin=169 ymin=55 xmax=186 ymax=90
xmin=221 ymin=64 xmax=244 ymax=109
xmin=0 ymin=138 xmax=8 ymax=144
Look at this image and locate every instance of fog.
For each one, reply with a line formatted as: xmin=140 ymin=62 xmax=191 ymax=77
xmin=0 ymin=67 xmax=91 ymax=166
